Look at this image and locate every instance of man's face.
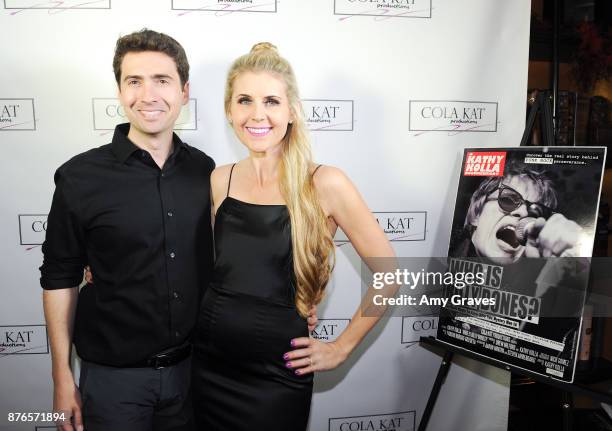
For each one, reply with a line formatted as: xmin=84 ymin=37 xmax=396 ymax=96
xmin=471 ymin=175 xmax=543 ymax=264
xmin=118 ymin=51 xmax=188 ymax=140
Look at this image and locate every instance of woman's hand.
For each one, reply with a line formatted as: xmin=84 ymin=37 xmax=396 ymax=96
xmin=283 ymin=337 xmax=349 ymax=375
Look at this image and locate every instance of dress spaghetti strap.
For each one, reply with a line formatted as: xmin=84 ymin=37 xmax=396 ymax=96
xmin=227 ymin=163 xmax=236 ymax=198
xmin=312 ymin=164 xmax=323 ymax=177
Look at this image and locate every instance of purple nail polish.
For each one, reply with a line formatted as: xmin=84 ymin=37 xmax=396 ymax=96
xmin=295 ymin=370 xmax=301 ymax=375
xmin=283 ymin=353 xmax=289 ymax=360
xmin=285 ymin=362 xmax=292 ymax=368
xmin=290 ymin=339 xmax=295 ymax=347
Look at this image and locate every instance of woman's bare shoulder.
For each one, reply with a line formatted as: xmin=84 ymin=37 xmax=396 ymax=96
xmin=311 ymin=164 xmax=352 ymax=194
xmin=211 ymin=163 xmax=237 ymax=187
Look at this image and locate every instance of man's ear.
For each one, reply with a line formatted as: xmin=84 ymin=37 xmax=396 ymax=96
xmin=464 ymin=224 xmax=477 ymax=238
xmin=182 ymin=81 xmax=190 ymax=105
xmin=466 ymin=194 xmax=488 ymax=230
xmin=467 ymin=212 xmax=480 ymax=228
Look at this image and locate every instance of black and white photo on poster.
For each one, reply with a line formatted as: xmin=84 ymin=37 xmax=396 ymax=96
xmin=437 ymin=146 xmax=606 ymax=382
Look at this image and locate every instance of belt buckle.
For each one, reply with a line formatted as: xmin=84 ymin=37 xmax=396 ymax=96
xmin=152 ymin=353 xmax=168 ymax=370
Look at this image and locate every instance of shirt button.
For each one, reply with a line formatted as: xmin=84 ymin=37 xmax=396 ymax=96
xmin=173 ymin=291 xmax=179 ymax=299
xmin=161 ymin=173 xmax=165 ymax=178
xmin=169 ymin=252 xmax=176 ymax=258
xmin=175 ymin=331 xmax=181 ymax=337
xmin=167 ymin=211 xmax=173 ymax=217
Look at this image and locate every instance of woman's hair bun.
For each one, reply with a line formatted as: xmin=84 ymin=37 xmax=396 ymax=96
xmin=250 ymin=42 xmax=278 ymax=55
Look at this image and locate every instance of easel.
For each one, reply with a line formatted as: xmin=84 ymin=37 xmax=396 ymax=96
xmin=417 ymin=336 xmax=612 ymax=431
xmin=521 ymin=90 xmax=555 ymax=148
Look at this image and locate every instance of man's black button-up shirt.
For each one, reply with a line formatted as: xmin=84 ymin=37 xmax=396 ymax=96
xmin=40 ymin=123 xmax=215 ymax=367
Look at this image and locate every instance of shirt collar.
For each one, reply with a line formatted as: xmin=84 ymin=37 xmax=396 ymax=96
xmin=111 ymin=123 xmax=191 ymax=164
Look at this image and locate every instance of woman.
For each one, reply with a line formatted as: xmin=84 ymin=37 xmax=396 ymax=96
xmin=191 ymin=42 xmax=395 ymax=430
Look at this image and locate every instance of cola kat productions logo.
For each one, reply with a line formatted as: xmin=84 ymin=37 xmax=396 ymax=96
xmin=0 ymin=99 xmax=35 ymax=131
xmin=92 ymin=98 xmax=198 ymax=131
xmin=409 ymin=101 xmax=498 ymax=133
xmin=19 ymin=214 xmax=47 ymax=246
xmin=3 ymin=0 xmax=111 ymax=9
xmin=171 ymin=0 xmax=277 ymax=13
xmin=335 ymin=212 xmax=426 ymax=244
xmin=334 ymin=0 xmax=432 ymax=18
xmin=329 ymin=411 xmax=416 ymax=431
xmin=311 ymin=319 xmax=350 ymax=342
xmin=0 ymin=325 xmax=49 ymax=356
xmin=401 ymin=315 xmax=438 ymax=344
xmin=302 ymin=100 xmax=353 ymax=131
xmin=463 ymin=151 xmax=507 ymax=177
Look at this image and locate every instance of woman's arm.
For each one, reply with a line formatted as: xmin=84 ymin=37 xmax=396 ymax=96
xmin=285 ymin=166 xmax=396 ymax=375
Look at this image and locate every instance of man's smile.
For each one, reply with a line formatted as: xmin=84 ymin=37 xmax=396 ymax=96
xmin=137 ymin=109 xmax=165 ymax=120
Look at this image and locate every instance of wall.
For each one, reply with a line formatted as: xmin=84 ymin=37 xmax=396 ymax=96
xmin=0 ymin=1 xmax=531 ymax=430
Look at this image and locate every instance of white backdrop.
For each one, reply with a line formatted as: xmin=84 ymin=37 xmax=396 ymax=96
xmin=0 ymin=1 xmax=530 ymax=430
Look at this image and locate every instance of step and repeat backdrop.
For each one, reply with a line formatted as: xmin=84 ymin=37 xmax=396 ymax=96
xmin=1 ymin=1 xmax=530 ymax=430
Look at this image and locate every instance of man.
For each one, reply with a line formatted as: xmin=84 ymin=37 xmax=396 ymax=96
xmin=40 ymin=29 xmax=214 ymax=431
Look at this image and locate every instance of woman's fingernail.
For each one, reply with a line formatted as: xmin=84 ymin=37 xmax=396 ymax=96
xmin=295 ymin=370 xmax=301 ymax=375
xmin=290 ymin=339 xmax=295 ymax=347
xmin=283 ymin=353 xmax=289 ymax=360
xmin=285 ymin=362 xmax=292 ymax=368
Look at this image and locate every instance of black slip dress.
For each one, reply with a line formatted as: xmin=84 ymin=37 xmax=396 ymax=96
xmin=192 ymin=164 xmax=316 ymax=430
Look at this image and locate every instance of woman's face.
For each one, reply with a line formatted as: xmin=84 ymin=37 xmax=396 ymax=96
xmin=228 ymin=71 xmax=293 ymax=156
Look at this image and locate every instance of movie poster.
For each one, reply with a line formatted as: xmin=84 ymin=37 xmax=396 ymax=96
xmin=436 ymin=147 xmax=606 ymax=382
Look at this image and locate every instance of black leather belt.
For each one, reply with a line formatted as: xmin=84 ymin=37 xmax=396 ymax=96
xmin=129 ymin=343 xmax=192 ymax=369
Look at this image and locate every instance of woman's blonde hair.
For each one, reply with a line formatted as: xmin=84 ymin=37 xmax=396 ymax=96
xmin=224 ymin=42 xmax=335 ymax=317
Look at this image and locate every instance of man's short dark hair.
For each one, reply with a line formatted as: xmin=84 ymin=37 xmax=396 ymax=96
xmin=464 ymin=160 xmax=558 ymax=228
xmin=113 ymin=29 xmax=189 ymax=86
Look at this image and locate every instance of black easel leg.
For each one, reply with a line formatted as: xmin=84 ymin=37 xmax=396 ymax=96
xmin=561 ymin=390 xmax=573 ymax=431
xmin=417 ymin=350 xmax=454 ymax=431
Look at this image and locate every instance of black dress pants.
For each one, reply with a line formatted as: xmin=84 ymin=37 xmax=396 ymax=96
xmin=79 ymin=356 xmax=194 ymax=431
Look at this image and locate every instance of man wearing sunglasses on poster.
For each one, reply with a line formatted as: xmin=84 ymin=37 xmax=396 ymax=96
xmin=461 ymin=162 xmax=585 ymax=264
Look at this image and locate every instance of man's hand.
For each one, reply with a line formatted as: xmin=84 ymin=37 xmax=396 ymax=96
xmin=43 ymin=287 xmax=81 ymax=430
xmin=524 ymin=214 xmax=584 ymax=257
xmin=307 ymin=305 xmax=318 ymax=333
xmin=53 ymin=373 xmax=83 ymax=431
